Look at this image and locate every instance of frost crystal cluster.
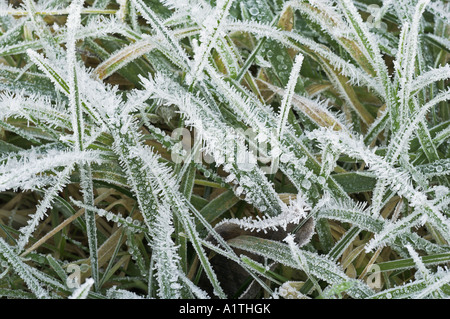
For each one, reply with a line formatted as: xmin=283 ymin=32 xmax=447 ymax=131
xmin=0 ymin=0 xmax=448 ymax=300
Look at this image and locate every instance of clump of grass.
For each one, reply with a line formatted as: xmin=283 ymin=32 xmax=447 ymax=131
xmin=0 ymin=0 xmax=448 ymax=299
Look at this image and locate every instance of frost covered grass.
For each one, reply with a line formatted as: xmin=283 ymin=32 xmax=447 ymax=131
xmin=0 ymin=0 xmax=448 ymax=299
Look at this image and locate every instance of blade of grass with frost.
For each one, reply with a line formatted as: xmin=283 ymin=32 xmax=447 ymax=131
xmin=400 ymin=60 xmax=442 ymax=171
xmin=66 ymin=68 xmax=225 ymax=297
xmin=227 ymin=235 xmax=375 ymax=298
xmin=285 ymin=234 xmax=322 ymax=293
xmin=367 ymin=20 xmax=407 ymax=212
xmin=376 ymin=246 xmax=450 ymax=271
xmin=364 ymin=110 xmax=389 ymax=145
xmin=387 ymin=89 xmax=450 ymax=162
xmin=0 ymin=289 xmax=35 ymax=299
xmin=141 ymin=119 xmax=229 ymax=194
xmin=425 ymin=33 xmax=450 ymax=52
xmin=70 ymin=199 xmax=147 ymax=234
xmin=213 ymin=195 xmax=311 ymax=233
xmin=260 ymin=79 xmax=346 ymax=131
xmin=0 ymin=149 xmax=101 ymax=192
xmin=225 ymin=21 xmax=380 ymax=95
xmin=188 ymin=0 xmax=234 ymax=85
xmin=413 ymin=270 xmax=450 ymax=299
xmin=286 ymin=0 xmax=376 ymax=76
xmin=2 ymin=15 xmax=142 ymax=58
xmin=94 ymin=38 xmax=158 ymax=81
xmin=205 ymin=63 xmax=345 ymax=204
xmin=0 ymin=120 xmax=43 ymax=144
xmin=0 ymin=17 xmax=27 ymax=67
xmin=67 ymin=5 xmax=84 ymax=151
xmin=410 ymin=65 xmax=450 ymax=95
xmin=270 ymin=53 xmax=304 ymax=175
xmin=66 ymin=0 xmax=99 ymax=292
xmin=199 ymin=238 xmax=277 ymax=295
xmin=338 ymin=0 xmax=396 ymax=127
xmin=426 ymin=0 xmax=450 ymax=23
xmin=24 ymin=0 xmax=62 ymax=60
xmin=178 ymin=272 xmax=210 ymax=299
xmin=317 ymin=56 xmax=375 ymax=126
xmin=25 ymin=47 xmax=66 ymax=84
xmin=338 ymin=0 xmax=390 ymax=77
xmin=16 ymin=165 xmax=73 ymax=250
xmin=385 ymin=261 xmax=450 ymax=299
xmin=316 ymin=198 xmax=385 ymax=234
xmin=125 ymin=232 xmax=147 ymax=278
xmin=129 ymin=146 xmax=225 ymax=298
xmin=124 ymin=153 xmax=184 ymax=296
xmin=149 ymin=200 xmax=183 ymax=298
xmin=215 ymin=35 xmax=241 ymax=79
xmin=405 ymin=244 xmax=443 ymax=298
xmin=131 ymin=0 xmax=190 ymax=71
xmin=308 ymin=128 xmax=450 ymax=249
xmin=0 ymin=238 xmax=50 ymax=299
xmin=213 ymin=33 xmax=265 ymax=102
xmin=46 ymin=255 xmax=68 ymax=283
xmin=277 ymin=53 xmax=304 ymax=139
xmin=93 ymin=23 xmax=201 ymax=80
xmin=397 ymin=0 xmax=429 ymax=127
xmin=2 ymin=97 xmax=72 ymax=146
xmin=140 ymin=73 xmax=288 ymax=216
xmin=370 ymin=279 xmax=428 ymax=299
xmin=26 ymin=49 xmax=105 ymax=126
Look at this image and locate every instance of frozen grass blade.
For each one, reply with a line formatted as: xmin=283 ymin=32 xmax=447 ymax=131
xmin=0 ymin=0 xmax=448 ymax=300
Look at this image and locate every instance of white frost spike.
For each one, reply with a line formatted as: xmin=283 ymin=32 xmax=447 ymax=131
xmin=0 ymin=238 xmax=50 ymax=299
xmin=131 ymin=0 xmax=190 ymax=70
xmin=284 ymin=234 xmax=320 ymax=291
xmin=284 ymin=193 xmax=312 ymax=219
xmin=215 ymin=195 xmax=310 ymax=234
xmin=277 ymin=53 xmax=304 ymax=139
xmin=178 ymin=272 xmax=210 ymax=299
xmin=398 ymin=0 xmax=430 ymax=124
xmin=17 ymin=165 xmax=74 ymax=250
xmin=405 ymin=244 xmax=431 ymax=281
xmin=188 ymin=0 xmax=235 ymax=85
xmin=0 ymin=149 xmax=102 ymax=192
xmin=161 ymin=0 xmax=213 ymax=25
xmin=67 ymin=0 xmax=85 ymax=151
xmin=150 ymin=202 xmax=183 ymax=299
xmin=26 ymin=49 xmax=67 ymax=94
xmin=69 ymin=278 xmax=94 ymax=299
xmin=410 ymin=64 xmax=450 ymax=95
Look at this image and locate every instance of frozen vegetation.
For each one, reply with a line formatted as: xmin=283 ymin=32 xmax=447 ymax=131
xmin=0 ymin=0 xmax=448 ymax=299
